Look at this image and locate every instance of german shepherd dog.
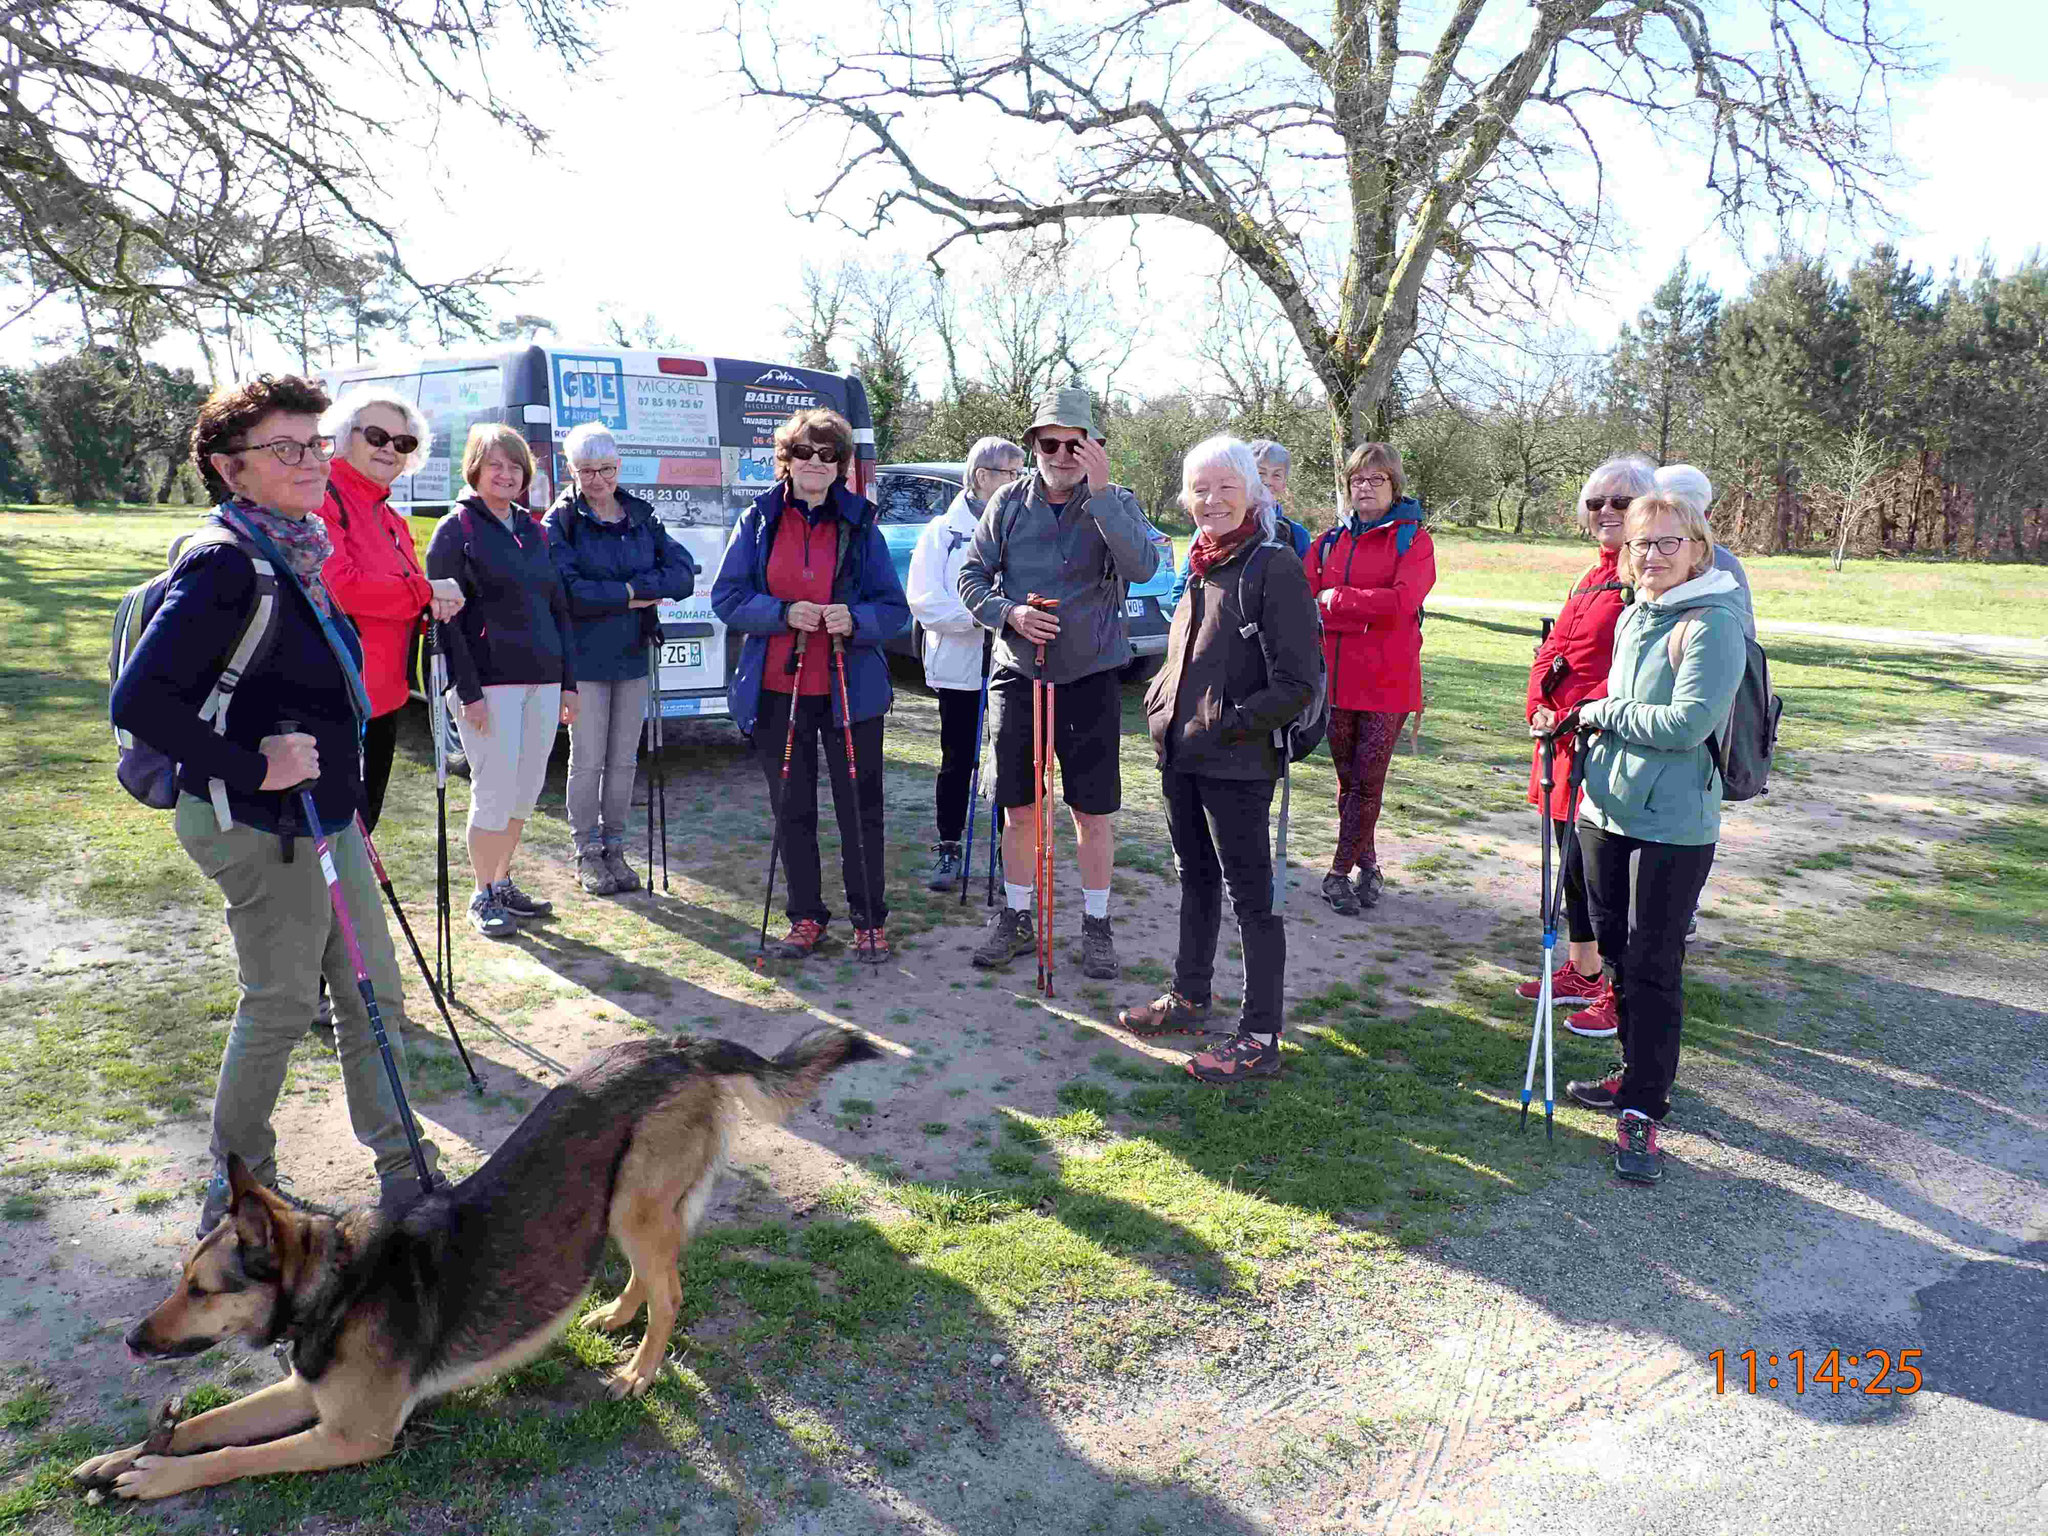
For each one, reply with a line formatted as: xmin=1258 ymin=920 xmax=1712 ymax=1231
xmin=73 ymin=1027 xmax=879 ymax=1502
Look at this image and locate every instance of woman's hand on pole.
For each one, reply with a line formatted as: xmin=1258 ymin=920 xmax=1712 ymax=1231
xmin=258 ymin=732 xmax=320 ymax=790
xmin=822 ymin=603 xmax=854 ymax=637
xmin=787 ymin=600 xmax=826 ymax=632
xmin=1530 ymin=707 xmax=1557 ymax=737
xmin=428 ymin=578 xmax=465 ymax=622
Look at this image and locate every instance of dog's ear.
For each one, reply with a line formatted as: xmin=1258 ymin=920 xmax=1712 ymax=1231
xmin=232 ymin=1189 xmax=279 ymax=1279
xmin=226 ymin=1153 xmax=260 ymax=1202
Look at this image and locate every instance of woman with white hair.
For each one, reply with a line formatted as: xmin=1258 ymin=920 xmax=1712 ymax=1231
xmin=1654 ymin=464 xmax=1756 ymax=639
xmin=543 ymin=421 xmax=698 ymax=896
xmin=316 ymin=385 xmax=465 ymax=833
xmin=1517 ymin=452 xmax=1653 ymax=1032
xmin=905 ymin=435 xmax=1023 ymax=889
xmin=1166 ymin=438 xmax=1310 ymax=612
xmin=1117 ymin=435 xmax=1319 ymax=1084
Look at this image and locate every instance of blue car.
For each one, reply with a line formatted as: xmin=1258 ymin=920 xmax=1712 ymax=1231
xmin=871 ymin=462 xmax=1175 ymax=684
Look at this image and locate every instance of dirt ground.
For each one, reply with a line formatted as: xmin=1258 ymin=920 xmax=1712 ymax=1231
xmin=4 ymin=676 xmax=2045 ymax=1533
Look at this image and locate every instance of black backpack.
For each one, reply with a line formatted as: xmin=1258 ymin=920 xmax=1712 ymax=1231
xmin=108 ymin=522 xmax=283 ymax=824
xmin=1234 ymin=539 xmax=1329 ymax=907
xmin=1668 ymin=611 xmax=1784 ymax=801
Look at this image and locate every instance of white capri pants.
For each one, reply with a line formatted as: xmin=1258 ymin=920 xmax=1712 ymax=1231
xmin=454 ymin=682 xmax=562 ymax=832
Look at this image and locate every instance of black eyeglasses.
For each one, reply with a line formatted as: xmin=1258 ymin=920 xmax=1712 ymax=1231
xmin=356 ymin=424 xmax=420 ymax=455
xmin=1626 ymin=535 xmax=1691 ymax=556
xmin=1585 ymin=495 xmax=1633 ymax=513
xmin=229 ymin=436 xmax=335 ymax=466
xmin=787 ymin=443 xmax=843 ymax=464
xmin=1035 ymin=438 xmax=1086 ymax=459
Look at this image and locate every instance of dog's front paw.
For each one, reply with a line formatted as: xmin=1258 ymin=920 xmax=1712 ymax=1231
xmin=72 ymin=1443 xmax=145 ymax=1491
xmin=606 ymin=1365 xmax=656 ymax=1400
xmin=113 ymin=1454 xmax=194 ymax=1501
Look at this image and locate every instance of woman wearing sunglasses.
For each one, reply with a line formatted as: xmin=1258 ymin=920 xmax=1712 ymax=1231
xmin=316 ymin=386 xmax=465 ymax=833
xmin=1517 ymin=453 xmax=1655 ymax=1035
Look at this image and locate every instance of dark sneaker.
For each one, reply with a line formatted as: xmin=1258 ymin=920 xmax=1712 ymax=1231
xmin=1186 ymin=1033 xmax=1282 ymax=1085
xmin=602 ymin=840 xmax=641 ymax=894
xmin=1615 ymin=1113 xmax=1664 ymax=1184
xmin=852 ymin=927 xmax=892 ymax=965
xmin=1118 ymin=991 xmax=1212 ymax=1036
xmin=1567 ymin=1061 xmax=1625 ymax=1111
xmin=1321 ymin=872 xmax=1360 ymax=916
xmin=1078 ymin=915 xmax=1120 ymax=980
xmin=925 ymin=841 xmax=964 ymax=892
xmin=578 ymin=842 xmax=620 ymax=896
xmin=769 ymin=918 xmax=829 ymax=960
xmin=1685 ymin=912 xmax=1698 ymax=945
xmin=1517 ymin=959 xmax=1605 ymax=1005
xmin=493 ymin=878 xmax=553 ymax=918
xmin=468 ymin=888 xmax=516 ymax=940
xmin=196 ymin=1163 xmax=277 ymax=1237
xmin=972 ymin=908 xmax=1035 ymax=969
xmin=1352 ymin=865 xmax=1385 ymax=909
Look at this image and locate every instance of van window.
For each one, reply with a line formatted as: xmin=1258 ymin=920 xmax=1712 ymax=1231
xmin=874 ymin=474 xmax=957 ymax=524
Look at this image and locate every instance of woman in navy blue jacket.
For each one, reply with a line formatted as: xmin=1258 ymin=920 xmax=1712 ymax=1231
xmin=712 ymin=408 xmax=908 ymax=963
xmin=109 ymin=375 xmax=439 ymax=1233
xmin=544 ymin=423 xmax=698 ymax=895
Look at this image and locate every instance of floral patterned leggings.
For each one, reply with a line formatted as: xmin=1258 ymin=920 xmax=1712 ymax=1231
xmin=1328 ymin=708 xmax=1409 ymax=876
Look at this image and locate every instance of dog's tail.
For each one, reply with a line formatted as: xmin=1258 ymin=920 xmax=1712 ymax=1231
xmin=705 ymin=1026 xmax=883 ymax=1126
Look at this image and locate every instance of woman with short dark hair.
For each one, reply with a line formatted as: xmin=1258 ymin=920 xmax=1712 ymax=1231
xmin=111 ymin=374 xmax=440 ymax=1231
xmin=712 ymin=408 xmax=908 ymax=963
xmin=426 ymin=423 xmax=578 ymax=939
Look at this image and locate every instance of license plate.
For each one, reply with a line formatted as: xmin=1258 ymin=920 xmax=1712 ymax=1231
xmin=1125 ymin=599 xmax=1146 ymax=619
xmin=660 ymin=641 xmax=704 ymax=668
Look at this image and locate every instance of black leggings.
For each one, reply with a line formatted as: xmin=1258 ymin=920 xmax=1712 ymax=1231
xmin=935 ymin=686 xmax=984 ymax=843
xmin=1577 ymin=825 xmax=1717 ymax=1121
xmin=1552 ymin=817 xmax=1594 ymax=946
xmin=752 ymin=691 xmax=888 ymax=929
xmin=360 ymin=708 xmax=402 ymax=836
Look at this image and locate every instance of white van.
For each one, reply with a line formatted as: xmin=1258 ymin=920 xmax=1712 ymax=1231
xmin=319 ymin=344 xmax=876 ymax=722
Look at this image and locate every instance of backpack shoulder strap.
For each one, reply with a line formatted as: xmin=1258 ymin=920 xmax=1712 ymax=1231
xmin=185 ymin=521 xmax=284 ymax=831
xmin=324 ymin=483 xmax=348 ymax=532
xmin=1664 ymin=607 xmax=1709 ymax=671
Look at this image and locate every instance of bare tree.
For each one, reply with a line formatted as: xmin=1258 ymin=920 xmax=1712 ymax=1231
xmin=732 ymin=0 xmax=1916 ymax=479
xmin=1816 ymin=414 xmax=1886 ymax=571
xmin=783 ymin=263 xmax=854 ymax=370
xmin=0 ymin=1 xmax=599 ymax=357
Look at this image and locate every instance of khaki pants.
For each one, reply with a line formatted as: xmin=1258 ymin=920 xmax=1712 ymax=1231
xmin=176 ymin=794 xmax=440 ymax=1193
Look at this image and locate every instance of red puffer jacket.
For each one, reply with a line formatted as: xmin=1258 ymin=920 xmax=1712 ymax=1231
xmin=1525 ymin=548 xmax=1628 ymax=818
xmin=1303 ymin=505 xmax=1436 ymax=713
xmin=316 ymin=458 xmax=433 ymax=717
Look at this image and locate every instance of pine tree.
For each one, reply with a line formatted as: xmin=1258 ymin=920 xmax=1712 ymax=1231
xmin=1607 ymin=258 xmax=1720 ymax=465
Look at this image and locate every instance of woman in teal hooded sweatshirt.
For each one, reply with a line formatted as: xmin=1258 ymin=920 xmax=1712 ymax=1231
xmin=1564 ymin=491 xmax=1746 ymax=1186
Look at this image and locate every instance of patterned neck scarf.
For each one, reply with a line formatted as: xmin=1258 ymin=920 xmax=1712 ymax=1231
xmin=225 ymin=497 xmax=333 ymax=616
xmin=1187 ymin=514 xmax=1262 ymax=580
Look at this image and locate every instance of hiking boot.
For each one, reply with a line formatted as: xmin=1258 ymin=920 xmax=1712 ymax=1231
xmin=1351 ymin=865 xmax=1385 ymax=910
xmin=925 ymin=841 xmax=964 ymax=892
xmin=1518 ymin=959 xmax=1605 ymax=1005
xmin=1321 ymin=872 xmax=1360 ymax=916
xmin=972 ymin=908 xmax=1034 ymax=969
xmin=1565 ymin=978 xmax=1618 ymax=1039
xmin=1567 ymin=1060 xmax=1626 ymax=1112
xmin=603 ymin=839 xmax=641 ymax=894
xmin=853 ymin=927 xmax=893 ymax=966
xmin=1078 ymin=915 xmax=1120 ymax=980
xmin=468 ymin=888 xmax=517 ymax=940
xmin=493 ymin=878 xmax=553 ymax=919
xmin=578 ymin=841 xmax=620 ymax=896
xmin=768 ymin=918 xmax=829 ymax=960
xmin=1118 ymin=991 xmax=1212 ymax=1037
xmin=1615 ymin=1112 xmax=1664 ymax=1184
xmin=1186 ymin=1032 xmax=1282 ymax=1085
xmin=196 ymin=1163 xmax=276 ymax=1237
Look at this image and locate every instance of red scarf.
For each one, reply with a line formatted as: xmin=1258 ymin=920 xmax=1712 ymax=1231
xmin=1187 ymin=515 xmax=1262 ymax=580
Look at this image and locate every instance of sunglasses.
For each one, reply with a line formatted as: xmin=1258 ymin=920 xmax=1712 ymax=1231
xmin=356 ymin=424 xmax=421 ymax=455
xmin=230 ymin=436 xmax=335 ymax=467
xmin=1585 ymin=496 xmax=1633 ymax=513
xmin=1626 ymin=535 xmax=1691 ymax=556
xmin=1035 ymin=437 xmax=1087 ymax=459
xmin=787 ymin=443 xmax=843 ymax=464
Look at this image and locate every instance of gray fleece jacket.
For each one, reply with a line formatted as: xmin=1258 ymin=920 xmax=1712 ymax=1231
xmin=956 ymin=474 xmax=1160 ymax=685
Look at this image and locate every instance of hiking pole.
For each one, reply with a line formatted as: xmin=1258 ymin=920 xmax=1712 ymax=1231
xmin=830 ymin=635 xmax=886 ymax=965
xmin=355 ymin=813 xmax=484 ymax=1094
xmin=427 ymin=630 xmax=454 ymax=1006
xmin=754 ymin=633 xmax=812 ymax=970
xmin=1025 ymin=594 xmax=1060 ymax=996
xmin=647 ymin=639 xmax=670 ymax=893
xmin=1520 ymin=729 xmax=1559 ymax=1140
xmin=959 ymin=630 xmax=993 ymax=904
xmin=278 ymin=720 xmax=435 ymax=1195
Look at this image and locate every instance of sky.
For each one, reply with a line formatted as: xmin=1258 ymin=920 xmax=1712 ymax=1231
xmin=29 ymin=1 xmax=2048 ymax=390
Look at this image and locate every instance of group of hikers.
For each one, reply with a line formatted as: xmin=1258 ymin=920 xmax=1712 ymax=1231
xmin=106 ymin=373 xmax=1752 ymax=1236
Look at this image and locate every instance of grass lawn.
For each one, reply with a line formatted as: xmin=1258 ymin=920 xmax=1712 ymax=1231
xmin=3 ymin=506 xmax=2045 ymax=1533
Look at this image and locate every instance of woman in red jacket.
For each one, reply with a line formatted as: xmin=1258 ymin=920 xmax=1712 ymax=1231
xmin=1304 ymin=443 xmax=1435 ymax=914
xmin=317 ymin=387 xmax=465 ymax=832
xmin=1518 ymin=453 xmax=1653 ymax=1037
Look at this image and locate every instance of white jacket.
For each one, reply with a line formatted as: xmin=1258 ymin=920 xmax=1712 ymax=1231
xmin=906 ymin=490 xmax=992 ymax=691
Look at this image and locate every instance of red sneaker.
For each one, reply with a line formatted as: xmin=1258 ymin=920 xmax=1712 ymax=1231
xmin=1517 ymin=959 xmax=1605 ymax=1004
xmin=852 ymin=927 xmax=892 ymax=966
xmin=1565 ymin=977 xmax=1618 ymax=1039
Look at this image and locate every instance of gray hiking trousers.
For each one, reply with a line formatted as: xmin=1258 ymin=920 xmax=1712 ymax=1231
xmin=566 ymin=674 xmax=651 ymax=845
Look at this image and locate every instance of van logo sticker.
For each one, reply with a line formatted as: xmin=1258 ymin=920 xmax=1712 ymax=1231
xmin=752 ymin=367 xmax=808 ymax=386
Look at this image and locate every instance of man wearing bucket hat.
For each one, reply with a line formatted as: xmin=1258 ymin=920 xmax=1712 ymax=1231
xmin=957 ymin=385 xmax=1160 ymax=980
